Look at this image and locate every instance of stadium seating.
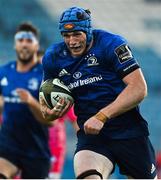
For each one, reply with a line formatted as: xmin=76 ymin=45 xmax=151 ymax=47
xmin=0 ymin=0 xmax=60 ymax=63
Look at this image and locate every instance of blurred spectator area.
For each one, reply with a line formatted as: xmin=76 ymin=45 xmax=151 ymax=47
xmin=0 ymin=0 xmax=60 ymax=62
xmin=0 ymin=0 xmax=161 ymax=178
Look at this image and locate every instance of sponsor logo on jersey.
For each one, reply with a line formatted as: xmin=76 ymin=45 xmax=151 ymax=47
xmin=73 ymin=72 xmax=82 ymax=79
xmin=123 ymin=62 xmax=138 ymax=72
xmin=28 ymin=78 xmax=39 ymax=90
xmin=0 ymin=77 xmax=8 ymax=86
xmin=68 ymin=75 xmax=103 ymax=90
xmin=4 ymin=96 xmax=21 ymax=103
xmin=115 ymin=44 xmax=133 ymax=64
xmin=4 ymin=89 xmax=21 ymax=103
xmin=58 ymin=69 xmax=70 ymax=77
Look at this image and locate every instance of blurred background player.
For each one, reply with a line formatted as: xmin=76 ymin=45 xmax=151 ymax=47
xmin=0 ymin=22 xmax=51 ymax=179
xmin=37 ymin=48 xmax=79 ymax=179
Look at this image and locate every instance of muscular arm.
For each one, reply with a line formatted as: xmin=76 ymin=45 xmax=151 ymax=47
xmin=101 ymin=68 xmax=147 ymax=118
xmin=84 ymin=68 xmax=147 ymax=134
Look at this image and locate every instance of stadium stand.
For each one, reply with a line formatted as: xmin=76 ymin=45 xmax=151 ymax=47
xmin=0 ymin=0 xmax=60 ymax=63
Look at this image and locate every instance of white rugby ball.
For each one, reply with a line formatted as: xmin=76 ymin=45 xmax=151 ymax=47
xmin=39 ymin=78 xmax=74 ymax=109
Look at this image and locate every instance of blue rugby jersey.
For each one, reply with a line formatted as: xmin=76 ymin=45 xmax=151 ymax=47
xmin=0 ymin=61 xmax=50 ymax=159
xmin=42 ymin=29 xmax=149 ymax=139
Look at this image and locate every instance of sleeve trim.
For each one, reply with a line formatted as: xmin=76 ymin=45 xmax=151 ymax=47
xmin=119 ymin=63 xmax=140 ymax=79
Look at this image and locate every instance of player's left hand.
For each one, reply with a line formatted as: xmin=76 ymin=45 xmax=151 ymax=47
xmin=16 ymin=88 xmax=33 ymax=104
xmin=39 ymin=96 xmax=71 ymax=122
xmin=84 ymin=116 xmax=104 ymax=135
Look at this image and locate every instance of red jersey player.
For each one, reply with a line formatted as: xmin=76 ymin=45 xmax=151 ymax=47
xmin=48 ymin=107 xmax=78 ymax=179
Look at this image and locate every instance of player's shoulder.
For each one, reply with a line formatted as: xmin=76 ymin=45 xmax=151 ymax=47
xmin=0 ymin=61 xmax=15 ymax=81
xmin=44 ymin=42 xmax=65 ymax=58
xmin=42 ymin=42 xmax=67 ymax=68
xmin=0 ymin=61 xmax=16 ymax=74
xmin=93 ymin=29 xmax=127 ymax=48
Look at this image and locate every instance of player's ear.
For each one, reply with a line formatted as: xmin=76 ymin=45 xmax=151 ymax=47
xmin=36 ymin=43 xmax=40 ymax=51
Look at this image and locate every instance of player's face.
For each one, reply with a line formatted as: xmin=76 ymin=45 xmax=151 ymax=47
xmin=62 ymin=31 xmax=87 ymax=57
xmin=15 ymin=38 xmax=38 ymax=64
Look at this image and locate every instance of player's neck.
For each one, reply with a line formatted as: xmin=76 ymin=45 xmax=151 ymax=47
xmin=16 ymin=56 xmax=37 ymax=73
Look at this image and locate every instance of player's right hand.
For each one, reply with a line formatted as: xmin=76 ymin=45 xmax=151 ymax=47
xmin=39 ymin=96 xmax=71 ymax=121
xmin=84 ymin=116 xmax=104 ymax=135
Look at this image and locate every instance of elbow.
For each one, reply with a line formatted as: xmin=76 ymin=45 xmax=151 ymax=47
xmin=143 ymin=86 xmax=148 ymax=98
xmin=139 ymin=83 xmax=148 ymax=101
xmin=143 ymin=82 xmax=148 ymax=98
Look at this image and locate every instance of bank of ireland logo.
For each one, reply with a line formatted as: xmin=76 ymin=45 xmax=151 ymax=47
xmin=73 ymin=72 xmax=82 ymax=79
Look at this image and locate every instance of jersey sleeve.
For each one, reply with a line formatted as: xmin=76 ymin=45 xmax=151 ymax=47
xmin=107 ymin=35 xmax=140 ymax=79
xmin=42 ymin=47 xmax=58 ymax=81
